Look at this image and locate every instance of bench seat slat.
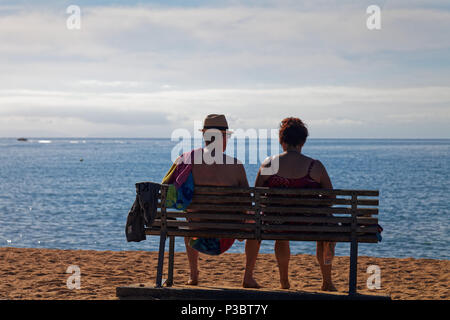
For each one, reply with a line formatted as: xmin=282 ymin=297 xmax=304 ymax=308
xmin=260 ymin=206 xmax=378 ymax=215
xmin=153 ymin=218 xmax=378 ymax=233
xmin=191 ymin=195 xmax=253 ymax=204
xmin=193 ymin=186 xmax=379 ymax=197
xmin=260 ymin=197 xmax=378 ymax=206
xmin=151 ymin=218 xmax=378 ymax=233
xmin=258 ymin=188 xmax=379 ymax=197
xmin=146 ymin=228 xmax=378 ymax=243
xmin=156 ymin=212 xmax=378 ymax=224
xmin=165 ymin=212 xmax=254 ymax=221
xmin=186 ymin=203 xmax=253 ymax=211
xmin=261 ymin=215 xmax=378 ymax=225
xmin=262 ymin=224 xmax=377 ymax=233
xmin=261 ymin=232 xmax=378 ymax=243
xmin=261 ymin=215 xmax=352 ymax=224
xmin=153 ymin=220 xmax=255 ymax=231
xmin=146 ymin=228 xmax=256 ymax=240
xmin=262 ymin=224 xmax=351 ymax=233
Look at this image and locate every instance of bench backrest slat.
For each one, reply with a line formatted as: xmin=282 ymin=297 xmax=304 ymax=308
xmin=147 ymin=183 xmax=379 ymax=243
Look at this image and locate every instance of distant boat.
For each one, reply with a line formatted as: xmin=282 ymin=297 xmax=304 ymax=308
xmin=17 ymin=138 xmax=28 ymax=142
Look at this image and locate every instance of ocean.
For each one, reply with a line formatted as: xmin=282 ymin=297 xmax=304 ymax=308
xmin=0 ymin=138 xmax=448 ymax=260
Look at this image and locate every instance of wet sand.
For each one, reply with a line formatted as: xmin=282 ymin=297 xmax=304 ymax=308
xmin=0 ymin=247 xmax=448 ymax=300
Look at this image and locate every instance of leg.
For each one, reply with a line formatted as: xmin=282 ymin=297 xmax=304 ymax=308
xmin=316 ymin=241 xmax=337 ymax=291
xmin=184 ymin=237 xmax=199 ymax=285
xmin=275 ymin=240 xmax=290 ymax=289
xmin=243 ymin=239 xmax=261 ymax=288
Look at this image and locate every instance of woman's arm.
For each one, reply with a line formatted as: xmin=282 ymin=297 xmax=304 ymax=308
xmin=317 ymin=160 xmax=333 ymax=190
xmin=315 ymin=160 xmax=335 ymax=200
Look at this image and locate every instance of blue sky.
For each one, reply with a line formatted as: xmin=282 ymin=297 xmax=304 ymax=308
xmin=0 ymin=0 xmax=449 ymax=138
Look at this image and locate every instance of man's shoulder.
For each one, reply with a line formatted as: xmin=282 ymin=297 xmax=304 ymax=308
xmin=224 ymin=154 xmax=244 ymax=166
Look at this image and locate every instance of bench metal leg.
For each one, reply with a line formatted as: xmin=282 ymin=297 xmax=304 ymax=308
xmin=166 ymin=236 xmax=175 ymax=287
xmin=155 ymin=232 xmax=167 ymax=288
xmin=349 ymin=239 xmax=358 ymax=295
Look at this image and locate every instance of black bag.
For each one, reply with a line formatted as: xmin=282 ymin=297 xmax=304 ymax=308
xmin=125 ymin=196 xmax=146 ymax=242
xmin=125 ymin=182 xmax=161 ymax=242
xmin=136 ymin=182 xmax=161 ymax=228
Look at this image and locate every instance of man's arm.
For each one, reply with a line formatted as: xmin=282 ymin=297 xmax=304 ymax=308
xmin=254 ymin=157 xmax=272 ymax=187
xmin=238 ymin=163 xmax=249 ymax=187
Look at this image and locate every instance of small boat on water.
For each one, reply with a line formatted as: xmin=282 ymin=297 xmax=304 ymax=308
xmin=17 ymin=138 xmax=28 ymax=142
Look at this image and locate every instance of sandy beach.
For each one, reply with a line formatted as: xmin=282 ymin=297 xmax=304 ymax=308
xmin=0 ymin=247 xmax=448 ymax=300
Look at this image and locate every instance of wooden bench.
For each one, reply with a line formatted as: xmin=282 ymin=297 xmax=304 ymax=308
xmin=146 ymin=184 xmax=380 ymax=295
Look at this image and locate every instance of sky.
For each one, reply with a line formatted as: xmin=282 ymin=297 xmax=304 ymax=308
xmin=0 ymin=0 xmax=449 ymax=138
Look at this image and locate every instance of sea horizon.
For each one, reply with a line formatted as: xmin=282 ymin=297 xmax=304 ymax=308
xmin=3 ymin=137 xmax=450 ymax=140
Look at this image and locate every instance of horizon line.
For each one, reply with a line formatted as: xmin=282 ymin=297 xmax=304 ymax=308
xmin=2 ymin=137 xmax=449 ymax=140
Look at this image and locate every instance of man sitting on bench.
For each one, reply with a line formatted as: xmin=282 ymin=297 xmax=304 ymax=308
xmin=173 ymin=114 xmax=259 ymax=288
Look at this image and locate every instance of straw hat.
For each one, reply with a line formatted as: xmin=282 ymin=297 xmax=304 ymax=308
xmin=200 ymin=114 xmax=233 ymax=134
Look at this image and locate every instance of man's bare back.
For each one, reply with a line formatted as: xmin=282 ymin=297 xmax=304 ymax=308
xmin=192 ymin=153 xmax=249 ymax=188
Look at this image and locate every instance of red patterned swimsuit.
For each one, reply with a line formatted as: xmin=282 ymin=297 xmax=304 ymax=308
xmin=263 ymin=159 xmax=321 ymax=226
xmin=264 ymin=160 xmax=320 ymax=189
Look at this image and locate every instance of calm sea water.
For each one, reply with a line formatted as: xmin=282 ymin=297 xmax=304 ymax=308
xmin=0 ymin=138 xmax=448 ymax=260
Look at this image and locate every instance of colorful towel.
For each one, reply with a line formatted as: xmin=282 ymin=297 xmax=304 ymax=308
xmin=162 ymin=149 xmax=197 ymax=211
xmin=162 ymin=161 xmax=177 ymax=185
xmin=162 ymin=148 xmax=201 ymax=188
xmin=164 ymin=172 xmax=194 ymax=211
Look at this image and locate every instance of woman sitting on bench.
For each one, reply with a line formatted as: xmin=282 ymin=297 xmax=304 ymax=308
xmin=245 ymin=117 xmax=337 ymax=291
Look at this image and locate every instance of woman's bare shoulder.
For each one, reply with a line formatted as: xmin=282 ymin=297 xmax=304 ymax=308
xmin=261 ymin=154 xmax=282 ymax=168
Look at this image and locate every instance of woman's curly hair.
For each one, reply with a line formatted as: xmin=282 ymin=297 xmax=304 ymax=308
xmin=279 ymin=117 xmax=309 ymax=146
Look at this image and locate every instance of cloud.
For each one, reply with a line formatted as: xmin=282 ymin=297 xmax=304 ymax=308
xmin=78 ymin=80 xmax=143 ymax=88
xmin=1 ymin=5 xmax=449 ymax=72
xmin=0 ymin=90 xmax=168 ymax=126
xmin=0 ymin=2 xmax=449 ymax=137
xmin=0 ymin=86 xmax=449 ymax=137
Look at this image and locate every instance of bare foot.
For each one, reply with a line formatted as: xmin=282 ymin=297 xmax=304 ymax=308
xmin=280 ymin=278 xmax=290 ymax=289
xmin=242 ymin=277 xmax=261 ymax=289
xmin=186 ymin=271 xmax=199 ymax=286
xmin=321 ymin=282 xmax=337 ymax=292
